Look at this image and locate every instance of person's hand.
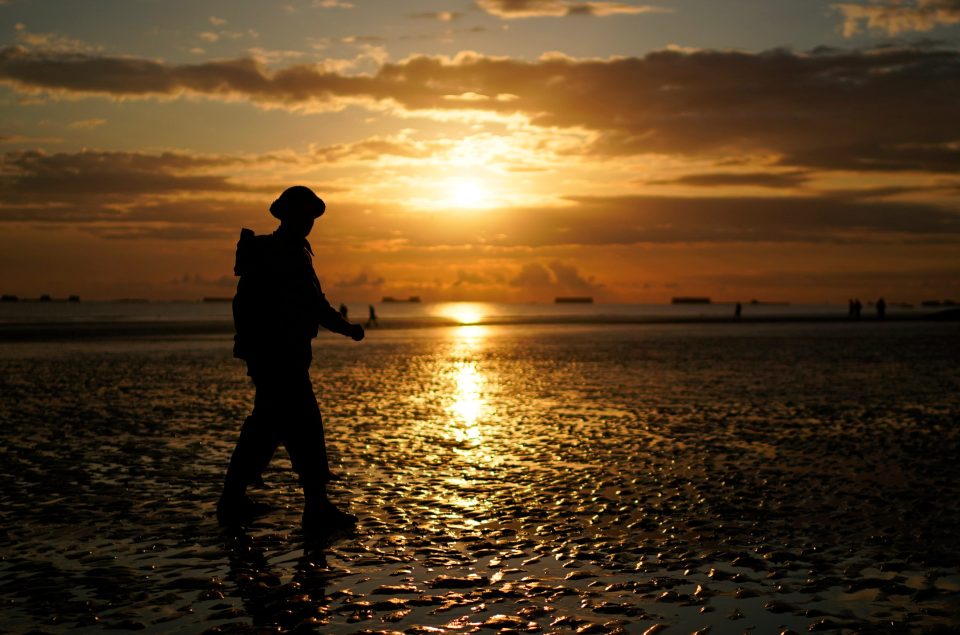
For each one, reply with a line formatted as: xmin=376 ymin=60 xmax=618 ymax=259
xmin=350 ymin=323 xmax=365 ymax=341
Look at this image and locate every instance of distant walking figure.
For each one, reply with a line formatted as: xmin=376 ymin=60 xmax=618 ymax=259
xmin=850 ymin=298 xmax=862 ymax=320
xmin=876 ymin=297 xmax=886 ymax=320
xmin=734 ymin=302 xmax=742 ymax=319
xmin=218 ymin=185 xmax=365 ymax=532
xmin=367 ymin=304 xmax=378 ymax=327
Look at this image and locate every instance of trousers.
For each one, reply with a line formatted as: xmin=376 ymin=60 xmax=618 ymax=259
xmin=225 ymin=364 xmax=331 ymax=488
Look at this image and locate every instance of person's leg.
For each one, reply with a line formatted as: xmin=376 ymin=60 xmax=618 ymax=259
xmin=218 ymin=370 xmax=282 ymax=523
xmin=281 ymin=373 xmax=356 ymax=530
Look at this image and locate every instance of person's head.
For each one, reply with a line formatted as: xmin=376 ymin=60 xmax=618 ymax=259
xmin=270 ymin=186 xmax=326 ymax=238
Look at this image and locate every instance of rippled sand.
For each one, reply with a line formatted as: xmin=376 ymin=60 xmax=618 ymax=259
xmin=2 ymin=322 xmax=959 ymax=634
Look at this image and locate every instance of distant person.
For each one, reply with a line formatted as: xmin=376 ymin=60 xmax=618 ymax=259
xmin=734 ymin=302 xmax=742 ymax=319
xmin=219 ymin=185 xmax=365 ymax=533
xmin=367 ymin=304 xmax=378 ymax=327
xmin=876 ymin=297 xmax=886 ymax=320
xmin=852 ymin=298 xmax=862 ymax=320
xmin=848 ymin=298 xmax=855 ymax=318
xmin=338 ymin=303 xmax=348 ymax=319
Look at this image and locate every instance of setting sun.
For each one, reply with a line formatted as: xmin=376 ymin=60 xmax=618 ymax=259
xmin=436 ymin=302 xmax=488 ymax=325
xmin=444 ymin=177 xmax=493 ymax=210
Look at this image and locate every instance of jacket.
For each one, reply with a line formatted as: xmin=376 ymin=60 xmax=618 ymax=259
xmin=232 ymin=227 xmax=351 ymax=367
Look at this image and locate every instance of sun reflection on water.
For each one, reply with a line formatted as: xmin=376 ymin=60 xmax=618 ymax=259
xmin=445 ymin=324 xmax=496 ymax=463
xmin=450 ymin=360 xmax=485 ymax=444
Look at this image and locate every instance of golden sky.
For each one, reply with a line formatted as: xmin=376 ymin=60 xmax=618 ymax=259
xmin=1 ymin=0 xmax=958 ymax=302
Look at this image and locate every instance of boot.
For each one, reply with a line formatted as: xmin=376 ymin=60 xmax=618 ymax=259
xmin=301 ymin=480 xmax=357 ymax=533
xmin=217 ymin=471 xmax=272 ymax=526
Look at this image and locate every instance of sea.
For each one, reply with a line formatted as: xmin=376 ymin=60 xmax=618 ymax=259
xmin=0 ymin=301 xmax=958 ymax=633
xmin=0 ymin=298 xmax=939 ymax=328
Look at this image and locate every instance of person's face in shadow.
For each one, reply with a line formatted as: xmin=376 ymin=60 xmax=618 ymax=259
xmin=280 ymin=214 xmax=315 ymax=239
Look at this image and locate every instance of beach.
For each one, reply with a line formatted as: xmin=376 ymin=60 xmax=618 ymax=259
xmin=1 ymin=318 xmax=959 ymax=633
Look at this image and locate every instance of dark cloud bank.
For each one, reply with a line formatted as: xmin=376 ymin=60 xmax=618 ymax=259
xmin=2 ymin=45 xmax=959 ymax=171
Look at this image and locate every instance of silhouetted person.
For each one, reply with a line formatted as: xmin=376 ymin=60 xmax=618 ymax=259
xmin=876 ymin=297 xmax=886 ymax=320
xmin=734 ymin=302 xmax=742 ymax=319
xmin=218 ymin=185 xmax=365 ymax=532
xmin=338 ymin=303 xmax=348 ymax=319
xmin=366 ymin=304 xmax=378 ymax=327
xmin=848 ymin=298 xmax=855 ymax=318
xmin=853 ymin=298 xmax=862 ymax=319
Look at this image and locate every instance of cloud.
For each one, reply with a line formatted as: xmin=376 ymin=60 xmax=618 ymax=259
xmin=340 ymin=35 xmax=387 ymax=44
xmin=701 ymin=266 xmax=960 ymax=299
xmin=333 ymin=270 xmax=385 ymax=288
xmin=410 ymin=11 xmax=463 ymax=21
xmin=13 ymin=23 xmax=101 ymax=54
xmin=381 ymin=194 xmax=960 ymax=248
xmin=834 ymin=0 xmax=960 ymax=36
xmin=309 ymin=134 xmax=449 ymax=162
xmin=475 ymin=0 xmax=669 ymax=18
xmin=509 ymin=260 xmax=603 ymax=295
xmin=2 ymin=153 xmax=959 ymax=249
xmin=67 ymin=117 xmax=107 ymax=130
xmin=650 ymin=171 xmax=811 ymax=188
xmin=0 ymin=149 xmax=273 ymax=205
xmin=2 ymin=46 xmax=958 ymax=172
xmin=510 ymin=262 xmax=553 ymax=286
xmin=453 ymin=269 xmax=499 ymax=285
xmin=313 ymin=0 xmax=353 ymax=8
xmin=0 ymin=148 xmax=354 ymax=241
xmin=197 ymin=28 xmax=258 ymax=43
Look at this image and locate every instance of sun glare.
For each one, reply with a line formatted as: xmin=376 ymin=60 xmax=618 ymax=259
xmin=445 ymin=177 xmax=492 ymax=210
xmin=436 ymin=302 xmax=489 ymax=325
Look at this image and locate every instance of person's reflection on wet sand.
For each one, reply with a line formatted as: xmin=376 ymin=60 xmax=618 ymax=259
xmin=222 ymin=529 xmax=339 ymax=631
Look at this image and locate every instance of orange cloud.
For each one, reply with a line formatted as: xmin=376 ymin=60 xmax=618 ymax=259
xmin=0 ymin=149 xmax=277 ymax=204
xmin=2 ymin=46 xmax=958 ymax=172
xmin=649 ymin=171 xmax=811 ymax=189
xmin=834 ymin=0 xmax=960 ymax=36
xmin=3 ymin=147 xmax=958 ymax=248
xmin=509 ymin=260 xmax=602 ymax=295
xmin=475 ymin=0 xmax=668 ymax=18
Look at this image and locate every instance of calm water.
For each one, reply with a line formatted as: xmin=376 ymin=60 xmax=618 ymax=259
xmin=0 ymin=300 xmax=927 ymax=326
xmin=1 ymin=321 xmax=958 ymax=633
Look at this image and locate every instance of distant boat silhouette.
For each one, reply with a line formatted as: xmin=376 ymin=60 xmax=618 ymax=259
xmin=554 ymin=296 xmax=593 ymax=303
xmin=672 ymin=296 xmax=711 ymax=304
xmin=382 ymin=296 xmax=421 ymax=303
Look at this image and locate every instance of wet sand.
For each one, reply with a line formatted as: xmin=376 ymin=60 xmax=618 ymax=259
xmin=1 ymin=322 xmax=959 ymax=634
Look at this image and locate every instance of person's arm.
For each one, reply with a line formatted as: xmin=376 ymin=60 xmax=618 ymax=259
xmin=315 ymin=288 xmax=364 ymax=341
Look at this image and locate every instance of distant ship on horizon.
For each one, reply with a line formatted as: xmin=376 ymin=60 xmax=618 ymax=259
xmin=382 ymin=296 xmax=421 ymax=303
xmin=671 ymin=296 xmax=711 ymax=304
xmin=555 ymin=297 xmax=593 ymax=303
